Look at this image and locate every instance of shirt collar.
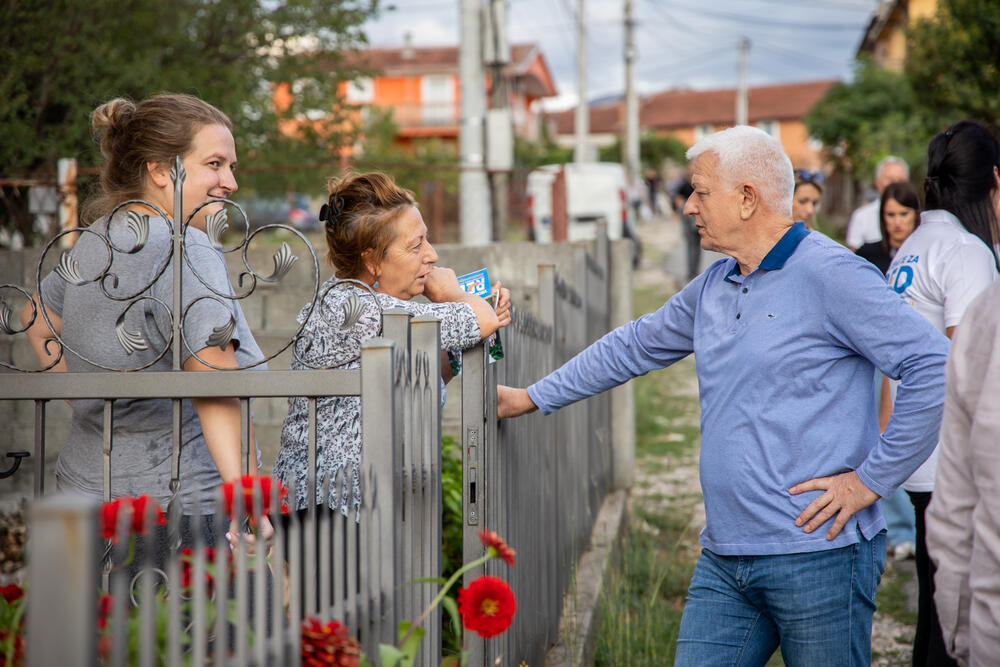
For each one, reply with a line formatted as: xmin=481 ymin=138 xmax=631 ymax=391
xmin=724 ymin=222 xmax=809 ymax=282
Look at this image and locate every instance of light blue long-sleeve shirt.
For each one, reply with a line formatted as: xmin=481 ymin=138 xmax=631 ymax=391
xmin=528 ymin=223 xmax=949 ymax=555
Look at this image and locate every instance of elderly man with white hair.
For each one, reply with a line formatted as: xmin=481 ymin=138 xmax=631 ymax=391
xmin=498 ymin=126 xmax=949 ymax=665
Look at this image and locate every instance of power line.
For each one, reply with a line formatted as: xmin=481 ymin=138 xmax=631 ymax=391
xmin=641 ymin=0 xmax=867 ymax=31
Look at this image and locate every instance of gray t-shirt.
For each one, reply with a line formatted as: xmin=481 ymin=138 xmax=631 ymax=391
xmin=40 ymin=213 xmax=265 ymax=512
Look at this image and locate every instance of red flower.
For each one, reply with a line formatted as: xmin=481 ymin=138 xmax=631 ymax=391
xmin=300 ymin=616 xmax=362 ymax=666
xmin=478 ymin=529 xmax=516 ymax=566
xmin=0 ymin=585 xmax=23 ymax=604
xmin=222 ymin=475 xmax=289 ymax=524
xmin=101 ymin=496 xmax=166 ymax=542
xmin=178 ymin=546 xmax=232 ymax=595
xmin=97 ymin=594 xmax=113 ymax=630
xmin=457 ymin=575 xmax=517 ymax=639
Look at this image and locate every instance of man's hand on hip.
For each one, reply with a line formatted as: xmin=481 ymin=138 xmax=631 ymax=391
xmin=789 ymin=471 xmax=880 ymax=540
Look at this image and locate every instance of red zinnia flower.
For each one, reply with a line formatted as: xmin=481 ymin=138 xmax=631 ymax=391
xmin=478 ymin=529 xmax=516 ymax=566
xmin=457 ymin=575 xmax=517 ymax=639
xmin=178 ymin=546 xmax=233 ymax=595
xmin=0 ymin=585 xmax=23 ymax=604
xmin=222 ymin=475 xmax=290 ymax=524
xmin=300 ymin=616 xmax=362 ymax=667
xmin=97 ymin=594 xmax=113 ymax=630
xmin=100 ymin=496 xmax=166 ymax=542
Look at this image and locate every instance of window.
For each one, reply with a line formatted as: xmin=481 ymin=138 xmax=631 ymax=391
xmin=421 ymin=75 xmax=455 ymax=124
xmin=347 ymin=78 xmax=374 ymax=104
xmin=694 ymin=124 xmax=714 ymax=142
xmin=756 ymin=120 xmax=780 ymax=140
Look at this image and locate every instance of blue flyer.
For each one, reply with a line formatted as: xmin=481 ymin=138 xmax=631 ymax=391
xmin=457 ymin=268 xmax=491 ymax=298
xmin=453 ymin=268 xmax=503 ymax=367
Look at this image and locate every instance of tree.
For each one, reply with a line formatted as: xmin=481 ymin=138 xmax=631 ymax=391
xmin=905 ymin=0 xmax=1000 ymax=133
xmin=0 ymin=0 xmax=378 ymax=241
xmin=805 ymin=58 xmax=928 ymax=184
xmin=597 ymin=132 xmax=688 ymax=171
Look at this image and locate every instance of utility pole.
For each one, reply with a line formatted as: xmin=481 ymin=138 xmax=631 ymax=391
xmin=736 ymin=35 xmax=750 ymax=126
xmin=485 ymin=0 xmax=512 ymax=242
xmin=460 ymin=0 xmax=492 ymax=245
xmin=573 ymin=0 xmax=589 ymax=163
xmin=623 ymin=0 xmax=640 ymax=190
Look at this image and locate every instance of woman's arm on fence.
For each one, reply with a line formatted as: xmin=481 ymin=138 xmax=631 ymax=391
xmin=184 ymin=344 xmax=273 ymax=551
xmin=423 ymin=268 xmax=506 ymax=338
xmin=21 ymin=295 xmax=67 ymax=373
xmin=183 ymin=343 xmax=257 ymax=484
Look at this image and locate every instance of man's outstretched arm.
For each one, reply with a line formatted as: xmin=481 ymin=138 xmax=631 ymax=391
xmin=497 ymin=385 xmax=538 ymax=419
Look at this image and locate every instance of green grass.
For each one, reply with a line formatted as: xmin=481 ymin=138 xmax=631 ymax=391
xmin=593 ymin=509 xmax=697 ymax=666
xmin=594 ymin=276 xmax=703 ymax=665
xmin=876 ymin=563 xmax=918 ymax=627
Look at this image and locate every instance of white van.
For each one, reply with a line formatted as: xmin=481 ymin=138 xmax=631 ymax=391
xmin=526 ymin=162 xmax=639 ymax=264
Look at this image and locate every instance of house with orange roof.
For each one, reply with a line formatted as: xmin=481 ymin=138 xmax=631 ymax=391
xmin=856 ymin=0 xmax=938 ymax=72
xmin=546 ymin=79 xmax=836 ymax=169
xmin=337 ymin=39 xmax=558 ymax=151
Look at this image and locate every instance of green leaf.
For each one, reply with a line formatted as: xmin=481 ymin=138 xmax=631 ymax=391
xmin=395 ymin=621 xmax=426 ymax=667
xmin=441 ymin=594 xmax=462 ymax=639
xmin=379 ymin=643 xmax=408 ymax=667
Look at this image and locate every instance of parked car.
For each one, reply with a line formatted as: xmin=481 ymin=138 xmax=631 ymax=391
xmin=236 ymin=193 xmax=321 ymax=232
xmin=526 ymin=162 xmax=640 ymax=266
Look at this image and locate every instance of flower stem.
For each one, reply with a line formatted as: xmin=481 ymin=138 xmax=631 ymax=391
xmin=397 ymin=549 xmax=495 ymax=648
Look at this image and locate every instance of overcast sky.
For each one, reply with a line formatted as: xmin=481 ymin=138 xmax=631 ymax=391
xmin=363 ymin=0 xmax=880 ymax=109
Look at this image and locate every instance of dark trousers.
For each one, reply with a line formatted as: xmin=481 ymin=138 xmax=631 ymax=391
xmin=680 ymin=214 xmax=701 ymax=280
xmin=906 ymin=490 xmax=958 ymax=667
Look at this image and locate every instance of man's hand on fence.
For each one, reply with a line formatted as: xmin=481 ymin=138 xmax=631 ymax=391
xmin=497 ymin=385 xmax=538 ymax=419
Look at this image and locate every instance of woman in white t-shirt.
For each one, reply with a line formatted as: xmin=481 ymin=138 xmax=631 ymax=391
xmin=885 ymin=119 xmax=1000 ymax=667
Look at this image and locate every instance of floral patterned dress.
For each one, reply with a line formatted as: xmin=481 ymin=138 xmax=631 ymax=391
xmin=273 ymin=280 xmax=481 ymax=513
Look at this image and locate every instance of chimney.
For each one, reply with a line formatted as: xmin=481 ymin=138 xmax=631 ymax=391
xmin=403 ymin=31 xmax=415 ymax=59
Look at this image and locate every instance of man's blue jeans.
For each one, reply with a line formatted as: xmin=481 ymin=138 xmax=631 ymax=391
xmin=675 ymin=529 xmax=886 ymax=666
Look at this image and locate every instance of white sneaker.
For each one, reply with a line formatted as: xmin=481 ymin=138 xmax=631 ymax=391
xmin=893 ymin=541 xmax=916 ymax=561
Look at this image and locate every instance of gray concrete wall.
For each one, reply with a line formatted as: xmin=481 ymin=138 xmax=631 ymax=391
xmin=1 ymin=237 xmax=634 ymax=504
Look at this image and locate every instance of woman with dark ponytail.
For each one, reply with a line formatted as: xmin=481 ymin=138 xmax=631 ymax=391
xmin=885 ymin=119 xmax=1000 ymax=666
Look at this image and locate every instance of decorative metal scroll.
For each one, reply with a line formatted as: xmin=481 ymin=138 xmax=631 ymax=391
xmin=0 ymin=155 xmax=386 ymax=373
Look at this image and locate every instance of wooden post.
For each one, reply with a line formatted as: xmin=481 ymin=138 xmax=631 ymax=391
xmin=551 ymin=166 xmax=568 ymax=242
xmin=57 ymin=158 xmax=78 ymax=248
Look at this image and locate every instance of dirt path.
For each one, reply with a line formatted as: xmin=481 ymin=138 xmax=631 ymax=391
xmin=630 ymin=214 xmax=916 ymax=666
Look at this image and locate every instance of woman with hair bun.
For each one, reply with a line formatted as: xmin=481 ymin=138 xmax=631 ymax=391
xmin=274 ymin=171 xmax=511 ymax=514
xmin=885 ymin=119 xmax=1000 ymax=667
xmin=21 ymin=93 xmax=269 ymax=548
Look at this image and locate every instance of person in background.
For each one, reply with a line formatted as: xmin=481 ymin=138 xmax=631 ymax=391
xmin=856 ymin=179 xmax=923 ymax=564
xmin=671 ymin=177 xmax=700 ymax=280
xmin=792 ymin=168 xmax=823 ymax=230
xmin=274 ymin=171 xmax=510 ymax=516
xmin=927 ymin=279 xmax=1000 ymax=666
xmin=20 ymin=93 xmax=269 ymax=551
xmin=885 ymin=119 xmax=1000 ymax=667
xmin=857 ymin=181 xmax=922 ymax=275
xmin=644 ymin=166 xmax=663 ymax=216
xmin=498 ymin=126 xmax=949 ymax=665
xmin=846 ymin=156 xmax=910 ymax=251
